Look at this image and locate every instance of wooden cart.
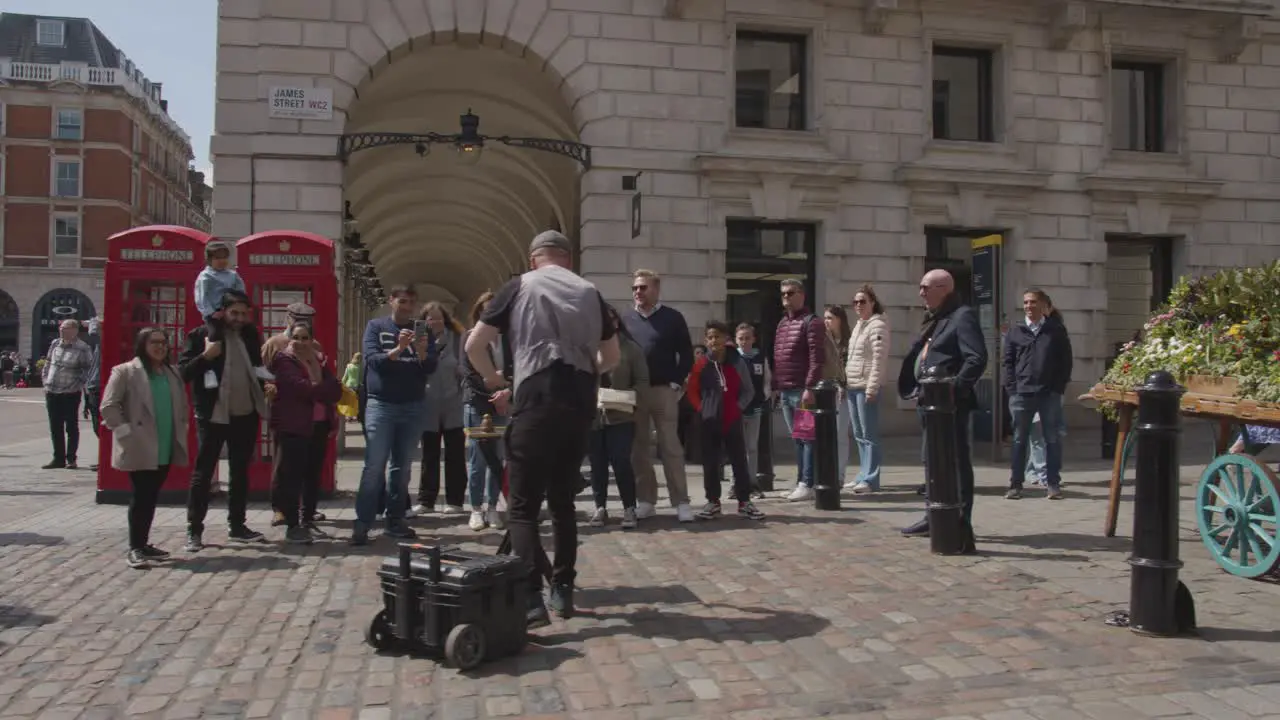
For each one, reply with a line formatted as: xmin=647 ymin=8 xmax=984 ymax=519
xmin=1085 ymin=381 xmax=1280 ymax=579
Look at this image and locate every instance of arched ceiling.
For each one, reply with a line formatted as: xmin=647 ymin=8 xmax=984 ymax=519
xmin=344 ymin=42 xmax=582 ymax=305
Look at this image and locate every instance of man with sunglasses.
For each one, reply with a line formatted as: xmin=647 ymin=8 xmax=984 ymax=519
xmin=622 ymin=269 xmax=695 ymax=523
xmin=773 ymin=279 xmax=825 ymax=501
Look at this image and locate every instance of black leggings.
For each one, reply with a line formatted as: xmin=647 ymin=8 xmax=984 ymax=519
xmin=129 ymin=466 xmax=169 ymax=550
xmin=272 ymin=422 xmax=330 ymax=527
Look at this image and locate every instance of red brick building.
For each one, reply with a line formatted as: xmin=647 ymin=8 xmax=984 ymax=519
xmin=0 ymin=12 xmax=210 ymax=358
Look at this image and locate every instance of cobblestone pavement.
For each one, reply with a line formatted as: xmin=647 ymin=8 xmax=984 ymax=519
xmin=2 ymin=387 xmax=1280 ymax=719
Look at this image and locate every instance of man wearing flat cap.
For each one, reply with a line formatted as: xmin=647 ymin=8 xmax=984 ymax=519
xmin=261 ymin=302 xmax=321 ymax=367
xmin=466 ymin=230 xmax=620 ymax=629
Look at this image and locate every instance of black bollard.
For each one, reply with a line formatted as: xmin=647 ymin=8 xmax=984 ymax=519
xmin=756 ymin=404 xmax=775 ymax=492
xmin=812 ymin=381 xmax=842 ymax=511
xmin=1128 ymin=371 xmax=1196 ymax=636
xmin=920 ymin=366 xmax=972 ymax=555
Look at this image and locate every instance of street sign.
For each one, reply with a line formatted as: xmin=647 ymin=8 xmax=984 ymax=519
xmin=268 ymin=86 xmax=334 ymax=121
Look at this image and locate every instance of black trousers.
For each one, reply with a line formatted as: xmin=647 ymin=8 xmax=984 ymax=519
xmin=506 ymin=366 xmax=595 ymax=590
xmin=272 ymin=421 xmax=329 ymax=527
xmin=921 ymin=403 xmax=976 ymax=523
xmin=129 ymin=466 xmax=169 ymax=550
xmin=85 ymin=388 xmax=102 ymax=438
xmin=45 ymin=391 xmax=82 ymax=464
xmin=700 ymin=417 xmax=752 ymax=504
xmin=418 ymin=427 xmax=466 ymax=508
xmin=188 ymin=413 xmax=259 ymax=534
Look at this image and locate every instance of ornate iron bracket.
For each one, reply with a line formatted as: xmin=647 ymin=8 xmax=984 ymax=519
xmin=338 ymin=131 xmax=592 ymax=169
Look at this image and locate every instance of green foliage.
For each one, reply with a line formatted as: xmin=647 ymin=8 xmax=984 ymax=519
xmin=1099 ymin=259 xmax=1280 ymax=419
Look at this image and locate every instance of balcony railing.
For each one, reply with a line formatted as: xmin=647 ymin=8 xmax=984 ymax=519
xmin=0 ymin=59 xmax=190 ymax=143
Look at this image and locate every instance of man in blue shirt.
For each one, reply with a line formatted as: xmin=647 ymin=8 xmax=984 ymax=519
xmin=352 ymin=285 xmax=438 ymax=545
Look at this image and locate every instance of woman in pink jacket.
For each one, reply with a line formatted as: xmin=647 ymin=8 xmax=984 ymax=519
xmin=844 ymin=285 xmax=890 ymax=493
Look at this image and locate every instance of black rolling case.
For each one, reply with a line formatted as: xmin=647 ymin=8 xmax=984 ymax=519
xmin=367 ymin=543 xmax=528 ymax=669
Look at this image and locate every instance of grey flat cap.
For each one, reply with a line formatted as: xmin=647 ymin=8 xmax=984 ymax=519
xmin=286 ymin=302 xmax=316 ymax=317
xmin=529 ymin=230 xmax=572 ymax=254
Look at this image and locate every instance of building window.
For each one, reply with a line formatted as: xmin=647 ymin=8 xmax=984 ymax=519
xmin=36 ymin=20 xmax=65 ymax=47
xmin=735 ymin=31 xmax=808 ymax=131
xmin=53 ymin=215 xmax=80 ymax=257
xmin=931 ymin=46 xmax=995 ymax=142
xmin=725 ymin=220 xmax=817 ymax=356
xmin=54 ymin=160 xmax=81 ymax=197
xmin=54 ymin=109 xmax=83 ymax=140
xmin=1111 ymin=60 xmax=1167 ymax=153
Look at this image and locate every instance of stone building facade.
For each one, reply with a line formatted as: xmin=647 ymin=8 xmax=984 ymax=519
xmin=213 ymin=0 xmax=1280 ymax=434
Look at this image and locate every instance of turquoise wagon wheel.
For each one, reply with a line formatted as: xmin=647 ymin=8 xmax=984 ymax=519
xmin=1195 ymin=453 xmax=1280 ymax=579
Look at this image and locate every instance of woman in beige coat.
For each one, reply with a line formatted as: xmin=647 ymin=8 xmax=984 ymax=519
xmin=844 ymin=285 xmax=890 ymax=493
xmin=100 ymin=327 xmax=189 ymax=569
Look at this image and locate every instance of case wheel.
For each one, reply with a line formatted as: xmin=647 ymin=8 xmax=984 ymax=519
xmin=445 ymin=623 xmax=486 ymax=670
xmin=366 ymin=610 xmax=395 ymax=651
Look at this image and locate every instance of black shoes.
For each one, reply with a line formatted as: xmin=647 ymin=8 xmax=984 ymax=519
xmin=184 ymin=532 xmax=204 ymax=552
xmin=549 ymin=583 xmax=574 ymax=619
xmin=228 ymin=525 xmax=264 ymax=543
xmin=901 ymin=518 xmax=930 ymax=537
xmin=41 ymin=460 xmax=65 ymax=470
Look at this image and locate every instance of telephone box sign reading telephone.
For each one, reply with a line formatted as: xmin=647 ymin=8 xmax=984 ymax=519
xmin=248 ymin=254 xmax=321 ymax=266
xmin=120 ymin=248 xmax=194 ymax=262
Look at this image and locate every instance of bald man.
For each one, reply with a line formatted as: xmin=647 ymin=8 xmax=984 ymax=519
xmin=896 ymin=269 xmax=987 ymax=541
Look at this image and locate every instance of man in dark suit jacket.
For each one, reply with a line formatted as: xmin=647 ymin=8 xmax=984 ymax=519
xmin=897 ymin=269 xmax=988 ymax=538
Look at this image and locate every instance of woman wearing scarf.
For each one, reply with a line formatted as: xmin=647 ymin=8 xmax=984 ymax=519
xmin=101 ymin=327 xmax=189 ymax=569
xmin=268 ymin=321 xmax=342 ymax=544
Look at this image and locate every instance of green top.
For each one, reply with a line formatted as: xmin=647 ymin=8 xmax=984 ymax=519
xmin=342 ymin=362 xmax=361 ymax=389
xmin=148 ymin=369 xmax=175 ymax=466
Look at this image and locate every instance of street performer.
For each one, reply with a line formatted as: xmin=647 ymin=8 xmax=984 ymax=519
xmin=465 ymin=230 xmax=620 ymax=629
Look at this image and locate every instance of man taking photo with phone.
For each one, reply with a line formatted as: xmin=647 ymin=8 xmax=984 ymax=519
xmin=351 ymin=285 xmax=439 ymax=545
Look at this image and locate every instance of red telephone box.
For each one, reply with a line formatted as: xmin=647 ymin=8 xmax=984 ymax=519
xmin=235 ymin=230 xmax=339 ymax=498
xmin=97 ymin=225 xmax=211 ymax=504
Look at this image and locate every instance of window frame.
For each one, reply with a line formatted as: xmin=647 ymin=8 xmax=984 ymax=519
xmin=930 ymin=45 xmax=996 ymax=144
xmin=36 ymin=20 xmax=65 ymax=47
xmin=1107 ymin=56 xmax=1179 ymax=156
xmin=53 ymin=108 xmax=83 ymax=141
xmin=52 ymin=158 xmax=82 ymax=198
xmin=51 ymin=212 xmax=81 ymax=259
xmin=732 ymin=29 xmax=811 ymax=133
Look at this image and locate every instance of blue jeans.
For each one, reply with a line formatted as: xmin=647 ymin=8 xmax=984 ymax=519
xmin=464 ymin=404 xmax=505 ymax=509
xmin=589 ymin=422 xmax=637 ymax=509
xmin=1009 ymin=392 xmax=1064 ymax=490
xmin=356 ymin=398 xmax=425 ymax=526
xmin=779 ymin=389 xmax=814 ymax=487
xmin=846 ymin=389 xmax=883 ymax=490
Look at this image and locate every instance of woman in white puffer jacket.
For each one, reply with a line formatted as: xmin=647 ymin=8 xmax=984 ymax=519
xmin=843 ymin=284 xmax=890 ymax=493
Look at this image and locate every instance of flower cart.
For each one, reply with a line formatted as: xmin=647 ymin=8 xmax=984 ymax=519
xmin=1086 ymin=261 xmax=1280 ymax=579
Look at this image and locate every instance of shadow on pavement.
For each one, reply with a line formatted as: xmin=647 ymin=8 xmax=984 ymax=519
xmin=984 ymin=532 xmax=1132 ymax=555
xmin=0 ymin=605 xmax=56 ymax=631
xmin=166 ymin=553 xmax=299 ymax=574
xmin=0 ymin=489 xmax=73 ymax=497
xmin=0 ymin=532 xmax=63 ymax=546
xmin=1198 ymin=627 xmax=1280 ymax=644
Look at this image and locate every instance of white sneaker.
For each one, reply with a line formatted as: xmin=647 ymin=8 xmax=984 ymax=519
xmin=444 ymin=505 xmax=465 ymax=515
xmin=852 ymin=482 xmax=874 ymax=494
xmin=488 ymin=509 xmax=505 ymax=530
xmin=589 ymin=507 xmax=608 ymax=527
xmin=786 ymin=485 xmax=814 ymax=502
xmin=635 ymin=502 xmax=656 ymax=520
xmin=403 ymin=506 xmax=417 ymax=519
xmin=468 ymin=511 xmax=486 ymax=531
xmin=410 ymin=504 xmax=431 ymax=516
xmin=842 ymin=479 xmax=860 ymax=490
xmin=676 ymin=503 xmax=695 ymax=523
xmin=621 ymin=507 xmax=637 ymax=529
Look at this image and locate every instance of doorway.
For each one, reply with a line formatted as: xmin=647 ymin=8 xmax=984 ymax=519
xmin=725 ymin=220 xmax=817 ymax=358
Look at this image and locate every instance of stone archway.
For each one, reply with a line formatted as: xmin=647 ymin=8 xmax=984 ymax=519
xmin=0 ymin=288 xmax=18 ymax=353
xmin=31 ymin=288 xmax=94 ymax=356
xmin=341 ymin=35 xmax=586 ymax=308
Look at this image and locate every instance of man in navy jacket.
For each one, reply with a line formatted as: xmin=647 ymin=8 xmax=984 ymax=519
xmin=1002 ymin=289 xmax=1072 ymax=500
xmin=351 ymin=285 xmax=438 ymax=545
